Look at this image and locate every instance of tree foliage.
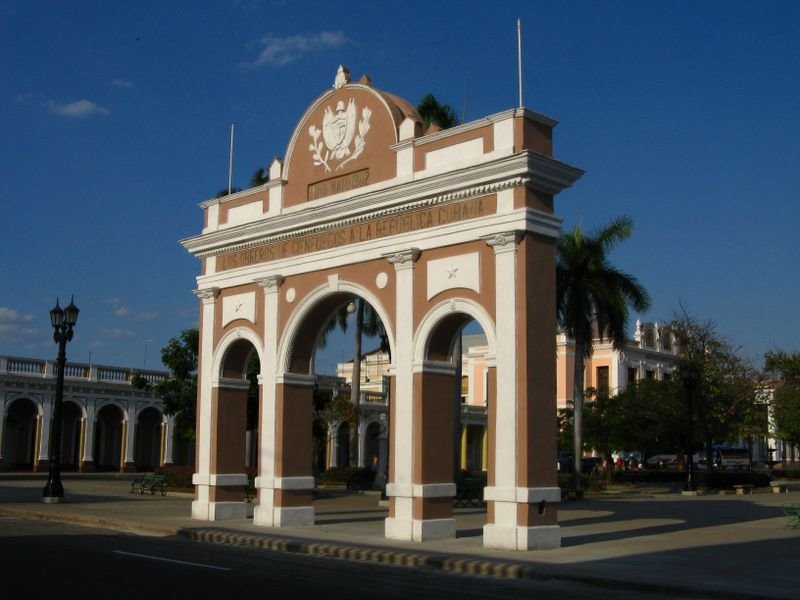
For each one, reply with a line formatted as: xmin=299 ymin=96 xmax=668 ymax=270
xmin=765 ymin=351 xmax=800 ymax=447
xmin=556 ymin=216 xmax=650 ymax=486
xmin=416 ymin=93 xmax=459 ymax=129
xmin=670 ymin=308 xmax=761 ymax=464
xmin=155 ymin=329 xmax=199 ymax=441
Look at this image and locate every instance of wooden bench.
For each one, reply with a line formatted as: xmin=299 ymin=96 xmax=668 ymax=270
xmin=783 ymin=504 xmax=800 ymax=529
xmin=733 ymin=484 xmax=754 ymax=495
xmin=130 ymin=473 xmax=167 ymax=496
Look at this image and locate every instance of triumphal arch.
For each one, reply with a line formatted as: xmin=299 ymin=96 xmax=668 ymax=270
xmin=182 ymin=66 xmax=583 ymax=550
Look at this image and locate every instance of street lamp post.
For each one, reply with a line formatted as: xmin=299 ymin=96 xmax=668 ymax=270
xmin=684 ymin=365 xmax=698 ymax=493
xmin=42 ymin=297 xmax=79 ymax=503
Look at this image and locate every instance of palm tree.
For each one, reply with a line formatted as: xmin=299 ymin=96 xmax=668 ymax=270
xmin=416 ymin=93 xmax=460 ymax=130
xmin=556 ymin=216 xmax=651 ymax=489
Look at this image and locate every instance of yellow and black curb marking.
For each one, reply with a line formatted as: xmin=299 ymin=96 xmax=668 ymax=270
xmin=182 ymin=528 xmax=562 ymax=582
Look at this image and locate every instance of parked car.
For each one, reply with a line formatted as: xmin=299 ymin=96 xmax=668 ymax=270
xmin=557 ymin=452 xmax=603 ymax=474
xmin=645 ymin=454 xmax=678 ymax=470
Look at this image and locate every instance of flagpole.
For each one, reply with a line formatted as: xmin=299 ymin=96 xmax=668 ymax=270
xmin=517 ymin=18 xmax=523 ymax=108
xmin=228 ymin=123 xmax=235 ymax=195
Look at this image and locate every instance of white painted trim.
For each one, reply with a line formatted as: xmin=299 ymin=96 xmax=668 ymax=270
xmin=413 ymin=299 xmax=497 ymax=365
xmin=411 ymin=483 xmax=456 ymax=497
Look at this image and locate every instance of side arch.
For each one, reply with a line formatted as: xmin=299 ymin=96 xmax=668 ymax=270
xmin=211 ymin=327 xmax=265 ymax=382
xmin=413 ymin=298 xmax=497 ymax=364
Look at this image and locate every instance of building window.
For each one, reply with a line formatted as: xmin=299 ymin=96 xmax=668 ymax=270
xmin=645 ymin=369 xmax=655 ymax=380
xmin=644 ymin=329 xmax=656 ymax=348
xmin=461 ymin=375 xmax=469 ymax=402
xmin=596 ymin=366 xmax=609 ymax=397
xmin=661 ymin=332 xmax=672 ymax=352
xmin=627 ymin=367 xmax=637 ymax=385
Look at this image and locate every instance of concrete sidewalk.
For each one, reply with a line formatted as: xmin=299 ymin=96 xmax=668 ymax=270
xmin=0 ymin=473 xmax=798 ymax=598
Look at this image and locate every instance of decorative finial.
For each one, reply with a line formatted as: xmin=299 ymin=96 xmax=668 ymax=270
xmin=334 ymin=65 xmax=351 ymax=89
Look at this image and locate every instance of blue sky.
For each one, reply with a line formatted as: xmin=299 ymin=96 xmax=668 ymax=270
xmin=1 ymin=1 xmax=798 ymax=373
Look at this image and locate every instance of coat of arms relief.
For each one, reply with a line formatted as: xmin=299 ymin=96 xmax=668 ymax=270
xmin=308 ymin=66 xmax=372 ymax=173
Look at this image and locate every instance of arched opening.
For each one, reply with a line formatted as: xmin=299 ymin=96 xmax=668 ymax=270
xmin=135 ymin=407 xmax=162 ymax=471
xmin=404 ymin=308 xmax=493 ymax=540
xmin=61 ymin=401 xmax=82 ymax=471
xmin=2 ymin=397 xmax=37 ymax=470
xmin=335 ymin=422 xmax=351 ymax=468
xmin=364 ymin=421 xmax=381 ymax=471
xmin=94 ymin=404 xmax=124 ymax=471
xmin=217 ymin=337 xmax=260 ymax=479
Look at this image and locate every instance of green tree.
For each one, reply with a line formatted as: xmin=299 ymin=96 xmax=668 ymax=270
xmin=416 ymin=93 xmax=459 ymax=129
xmin=670 ymin=309 xmax=760 ymax=469
xmin=155 ymin=329 xmax=199 ymax=442
xmin=765 ymin=351 xmax=800 ymax=448
xmin=556 ymin=216 xmax=651 ymax=488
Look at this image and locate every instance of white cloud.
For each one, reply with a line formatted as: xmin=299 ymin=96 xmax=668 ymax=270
xmin=248 ymin=31 xmax=347 ymax=67
xmin=112 ymin=78 xmax=133 ymax=88
xmin=108 ymin=298 xmax=158 ymax=321
xmin=0 ymin=307 xmax=36 ymax=341
xmin=48 ymin=98 xmax=109 ymax=118
xmin=103 ymin=328 xmax=136 ymax=339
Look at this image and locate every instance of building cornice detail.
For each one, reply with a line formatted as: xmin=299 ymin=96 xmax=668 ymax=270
xmin=181 ymin=151 xmax=581 ymax=258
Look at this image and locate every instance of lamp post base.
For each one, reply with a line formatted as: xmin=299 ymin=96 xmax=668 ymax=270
xmin=42 ymin=495 xmax=65 ymax=504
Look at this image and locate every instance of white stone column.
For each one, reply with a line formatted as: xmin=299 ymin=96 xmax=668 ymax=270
xmin=253 ymin=275 xmax=283 ymax=527
xmin=38 ymin=399 xmax=53 ymax=464
xmin=123 ymin=406 xmax=136 ymax=466
xmin=191 ymin=287 xmax=220 ymax=520
xmin=383 ymin=248 xmax=420 ymax=541
xmin=482 ymin=232 xmax=523 ymax=549
xmin=162 ymin=416 xmax=175 ymax=465
xmin=82 ymin=404 xmax=96 ymax=466
xmin=329 ymin=423 xmax=339 ymax=468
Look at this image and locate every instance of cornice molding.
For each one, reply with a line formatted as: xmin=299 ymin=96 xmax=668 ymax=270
xmin=182 ymin=151 xmax=581 ymax=259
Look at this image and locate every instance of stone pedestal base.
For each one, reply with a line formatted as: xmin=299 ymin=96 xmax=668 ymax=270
xmin=253 ymin=505 xmax=315 ymax=527
xmin=191 ymin=500 xmax=247 ymax=521
xmin=483 ymin=524 xmax=561 ymax=550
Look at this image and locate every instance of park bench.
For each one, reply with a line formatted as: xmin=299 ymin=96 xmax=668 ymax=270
xmin=454 ymin=473 xmax=486 ymax=507
xmin=783 ymin=504 xmax=800 ymax=529
xmin=770 ymin=480 xmax=800 ymax=494
xmin=733 ymin=484 xmax=754 ymax=495
xmin=130 ymin=473 xmax=167 ymax=496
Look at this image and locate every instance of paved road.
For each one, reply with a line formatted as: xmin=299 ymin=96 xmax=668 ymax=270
xmin=1 ymin=474 xmax=798 ymax=599
xmin=0 ymin=516 xmax=707 ymax=599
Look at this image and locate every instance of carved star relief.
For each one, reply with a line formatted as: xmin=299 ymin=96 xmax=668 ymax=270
xmin=446 ymin=263 xmax=459 ymax=279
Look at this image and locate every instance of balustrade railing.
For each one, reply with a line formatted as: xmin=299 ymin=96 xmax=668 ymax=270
xmin=2 ymin=355 xmax=167 ymax=389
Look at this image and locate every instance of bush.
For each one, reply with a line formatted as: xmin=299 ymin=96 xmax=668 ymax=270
xmin=156 ymin=465 xmax=194 ymax=489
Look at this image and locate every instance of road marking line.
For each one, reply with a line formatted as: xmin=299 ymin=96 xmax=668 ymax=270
xmin=113 ymin=550 xmax=232 ymax=571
